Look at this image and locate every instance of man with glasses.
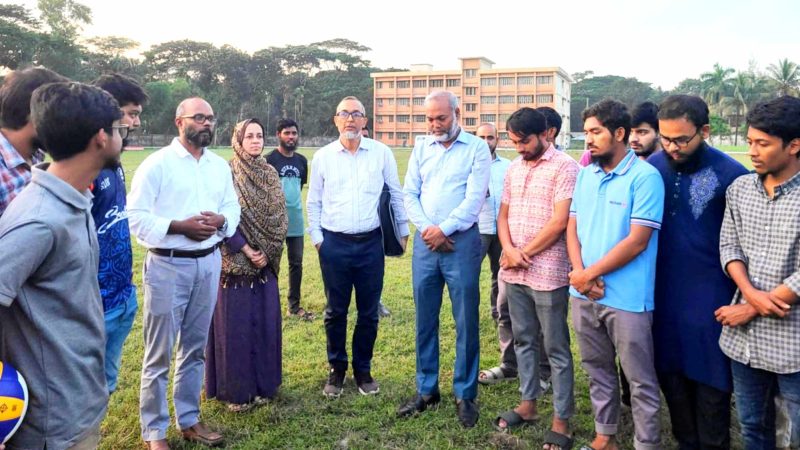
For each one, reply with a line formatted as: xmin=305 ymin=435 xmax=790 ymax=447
xmin=647 ymin=94 xmax=747 ymax=449
xmin=307 ymin=96 xmax=408 ymax=398
xmin=91 ymin=73 xmax=149 ymax=395
xmin=128 ymin=97 xmax=240 ymax=449
xmin=398 ymin=91 xmax=491 ymax=428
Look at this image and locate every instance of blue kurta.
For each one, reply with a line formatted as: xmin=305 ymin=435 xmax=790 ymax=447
xmin=648 ymin=144 xmax=748 ymax=392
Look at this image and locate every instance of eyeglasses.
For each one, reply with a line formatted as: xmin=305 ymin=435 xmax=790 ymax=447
xmin=179 ymin=114 xmax=217 ymax=124
xmin=660 ymin=130 xmax=699 ymax=148
xmin=335 ymin=111 xmax=366 ymax=120
xmin=112 ymin=124 xmax=130 ymax=140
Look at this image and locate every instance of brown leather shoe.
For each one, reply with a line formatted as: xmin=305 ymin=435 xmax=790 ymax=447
xmin=145 ymin=439 xmax=169 ymax=450
xmin=181 ymin=422 xmax=224 ymax=447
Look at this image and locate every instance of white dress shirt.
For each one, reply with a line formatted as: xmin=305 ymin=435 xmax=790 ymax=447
xmin=306 ymin=137 xmax=409 ymax=245
xmin=127 ymin=138 xmax=240 ymax=250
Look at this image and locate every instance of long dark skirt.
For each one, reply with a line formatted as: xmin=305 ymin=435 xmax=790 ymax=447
xmin=205 ymin=270 xmax=282 ymax=404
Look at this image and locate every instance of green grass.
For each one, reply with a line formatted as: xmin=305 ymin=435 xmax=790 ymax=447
xmin=102 ymin=147 xmax=747 ymax=449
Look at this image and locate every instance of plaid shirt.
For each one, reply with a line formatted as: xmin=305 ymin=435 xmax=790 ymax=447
xmin=0 ymin=133 xmax=44 ymax=216
xmin=719 ymin=172 xmax=800 ymax=374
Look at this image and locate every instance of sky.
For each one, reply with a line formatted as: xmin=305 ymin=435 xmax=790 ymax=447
xmin=18 ymin=0 xmax=800 ymax=90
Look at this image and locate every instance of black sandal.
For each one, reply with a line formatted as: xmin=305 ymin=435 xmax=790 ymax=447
xmin=543 ymin=430 xmax=575 ymax=450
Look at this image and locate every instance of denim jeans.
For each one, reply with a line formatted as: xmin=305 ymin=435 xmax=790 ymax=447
xmin=731 ymin=360 xmax=800 ymax=449
xmin=104 ymin=286 xmax=138 ymax=393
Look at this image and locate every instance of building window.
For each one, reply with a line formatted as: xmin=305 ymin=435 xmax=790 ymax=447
xmin=537 ymin=75 xmax=553 ymax=85
xmin=377 ymin=115 xmax=385 ymax=124
xmin=480 ymin=114 xmax=496 ymax=123
xmin=464 ymin=69 xmax=477 ymax=78
xmin=499 ymin=132 xmax=508 ymax=140
xmin=397 ymin=115 xmax=410 ymax=123
xmin=397 ymin=132 xmax=409 ymax=140
xmin=397 ymin=80 xmax=410 ymax=89
xmin=500 ymin=77 xmax=514 ymax=86
xmin=413 ymin=97 xmax=425 ymax=105
xmin=387 ymin=98 xmax=395 ymax=106
xmin=518 ymin=76 xmax=534 ymax=86
xmin=499 ymin=95 xmax=514 ymax=104
xmin=465 ymin=87 xmax=477 ymax=96
xmin=536 ymin=94 xmax=554 ymax=103
xmin=377 ymin=81 xmax=394 ymax=89
xmin=376 ymin=98 xmax=384 ymax=107
xmin=397 ymin=98 xmax=410 ymax=106
xmin=413 ymin=80 xmax=427 ymax=88
xmin=464 ymin=118 xmax=477 ymax=126
xmin=498 ymin=113 xmax=511 ymax=122
xmin=481 ymin=96 xmax=496 ymax=105
xmin=430 ymin=79 xmax=444 ymax=88
xmin=518 ymin=95 xmax=533 ymax=104
xmin=446 ymin=78 xmax=460 ymax=87
xmin=388 ymin=132 xmax=394 ymax=139
xmin=377 ymin=132 xmax=384 ymax=140
xmin=465 ymin=103 xmax=477 ymax=112
xmin=480 ymin=77 xmax=496 ymax=87
xmin=413 ymin=115 xmax=425 ymax=123
xmin=388 ymin=115 xmax=394 ymax=123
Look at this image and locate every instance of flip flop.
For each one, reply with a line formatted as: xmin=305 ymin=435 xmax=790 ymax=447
xmin=478 ymin=366 xmax=517 ymax=385
xmin=492 ymin=410 xmax=539 ymax=432
xmin=181 ymin=422 xmax=224 ymax=447
xmin=543 ymin=430 xmax=575 ymax=450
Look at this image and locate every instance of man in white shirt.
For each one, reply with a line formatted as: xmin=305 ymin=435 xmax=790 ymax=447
xmin=307 ymin=96 xmax=408 ymax=399
xmin=127 ymin=97 xmax=240 ymax=450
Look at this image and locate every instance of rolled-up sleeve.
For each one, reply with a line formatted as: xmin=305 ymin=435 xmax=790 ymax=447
xmin=438 ymin=140 xmax=491 ymax=236
xmin=403 ymin=144 xmax=433 ymax=233
xmin=127 ymin=157 xmax=171 ymax=244
xmin=0 ymin=222 xmax=53 ymax=307
xmin=306 ymin=152 xmax=324 ymax=245
xmin=719 ymin=184 xmax=747 ymax=277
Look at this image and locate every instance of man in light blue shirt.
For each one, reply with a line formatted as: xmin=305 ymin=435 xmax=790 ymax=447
xmin=306 ymin=96 xmax=408 ymax=399
xmin=397 ymin=91 xmax=491 ymax=428
xmin=567 ymin=99 xmax=664 ymax=450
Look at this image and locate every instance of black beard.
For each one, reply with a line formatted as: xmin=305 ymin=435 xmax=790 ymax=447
xmin=522 ymin=140 xmax=546 ymax=161
xmin=186 ymin=128 xmax=213 ymax=148
xmin=634 ymin=146 xmax=656 ymax=159
xmin=280 ymin=140 xmax=297 ymax=152
xmin=590 ymin=151 xmax=615 ymax=167
xmin=666 ymin=143 xmax=705 ymax=172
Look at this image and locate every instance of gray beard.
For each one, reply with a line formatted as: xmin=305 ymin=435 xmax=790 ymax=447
xmin=342 ymin=131 xmax=361 ymax=140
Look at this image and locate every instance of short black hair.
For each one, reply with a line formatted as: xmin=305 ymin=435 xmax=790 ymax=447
xmin=0 ymin=67 xmax=68 ymax=130
xmin=631 ymin=101 xmax=660 ymax=132
xmin=506 ymin=107 xmax=547 ymax=137
xmin=30 ymin=82 xmax=122 ymax=161
xmin=536 ymin=106 xmax=562 ymax=137
xmin=276 ymin=118 xmax=298 ymax=133
xmin=747 ymin=96 xmax=800 ymax=147
xmin=92 ymin=73 xmax=148 ymax=107
xmin=658 ymin=95 xmax=709 ymax=128
xmin=582 ymin=99 xmax=631 ymax=143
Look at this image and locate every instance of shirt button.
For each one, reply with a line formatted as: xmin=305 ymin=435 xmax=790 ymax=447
xmin=753 ymin=277 xmax=759 ymax=282
xmin=765 ymin=226 xmax=769 ymax=230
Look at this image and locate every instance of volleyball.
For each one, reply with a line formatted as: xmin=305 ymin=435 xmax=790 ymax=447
xmin=0 ymin=361 xmax=28 ymax=444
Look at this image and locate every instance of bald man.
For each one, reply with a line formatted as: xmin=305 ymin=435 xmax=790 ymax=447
xmin=128 ymin=97 xmax=240 ymax=449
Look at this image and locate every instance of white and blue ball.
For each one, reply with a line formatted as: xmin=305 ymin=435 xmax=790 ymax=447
xmin=0 ymin=361 xmax=28 ymax=444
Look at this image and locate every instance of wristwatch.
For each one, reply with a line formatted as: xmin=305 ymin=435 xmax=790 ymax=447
xmin=218 ymin=215 xmax=227 ymax=232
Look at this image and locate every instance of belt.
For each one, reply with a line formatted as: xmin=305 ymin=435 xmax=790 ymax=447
xmin=149 ymin=243 xmax=219 ymax=258
xmin=323 ymin=228 xmax=380 ymax=242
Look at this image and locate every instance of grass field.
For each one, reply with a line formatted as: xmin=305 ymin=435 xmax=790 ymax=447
xmin=101 ymin=147 xmax=751 ymax=449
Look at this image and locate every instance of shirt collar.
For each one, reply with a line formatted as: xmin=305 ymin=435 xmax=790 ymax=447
xmin=755 ymin=170 xmax=800 ymax=198
xmin=591 ymin=149 xmax=637 ymax=175
xmin=31 ymin=163 xmax=93 ymax=210
xmin=170 ymin=137 xmax=208 ymax=161
xmin=427 ymin=127 xmax=469 ymax=149
xmin=336 ymin=137 xmax=368 ymax=153
xmin=0 ymin=131 xmax=43 ymax=169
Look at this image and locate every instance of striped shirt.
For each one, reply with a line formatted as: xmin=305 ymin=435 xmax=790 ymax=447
xmin=0 ymin=132 xmax=44 ymax=216
xmin=719 ymin=171 xmax=800 ymax=374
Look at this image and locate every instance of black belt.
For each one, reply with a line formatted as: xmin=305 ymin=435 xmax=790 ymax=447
xmin=324 ymin=228 xmax=380 ymax=242
xmin=149 ymin=244 xmax=219 ymax=258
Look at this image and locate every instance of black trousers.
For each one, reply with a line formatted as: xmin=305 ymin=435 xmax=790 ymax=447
xmin=285 ymin=236 xmax=304 ymax=312
xmin=319 ymin=228 xmax=384 ymax=373
xmin=658 ymin=372 xmax=732 ymax=450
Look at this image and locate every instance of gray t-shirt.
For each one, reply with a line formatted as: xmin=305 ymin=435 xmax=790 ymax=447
xmin=0 ymin=165 xmax=107 ymax=450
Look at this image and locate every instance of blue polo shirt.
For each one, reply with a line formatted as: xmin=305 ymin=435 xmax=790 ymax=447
xmin=569 ymin=150 xmax=664 ymax=312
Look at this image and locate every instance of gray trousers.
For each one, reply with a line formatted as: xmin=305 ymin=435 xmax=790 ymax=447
xmin=139 ymin=250 xmax=221 ymax=441
xmin=572 ymin=298 xmax=661 ymax=450
xmin=480 ymin=234 xmax=516 ymax=370
xmin=506 ymin=283 xmax=574 ymax=419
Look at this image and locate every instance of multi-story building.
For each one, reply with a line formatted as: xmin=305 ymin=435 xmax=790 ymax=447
xmin=370 ymin=57 xmax=572 ymax=148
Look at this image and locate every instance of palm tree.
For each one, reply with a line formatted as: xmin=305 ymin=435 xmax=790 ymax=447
xmin=700 ymin=63 xmax=735 ymax=114
xmin=723 ymin=72 xmax=770 ymax=145
xmin=767 ymin=58 xmax=800 ymax=96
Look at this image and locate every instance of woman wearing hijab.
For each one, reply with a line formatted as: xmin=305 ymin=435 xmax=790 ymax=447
xmin=205 ymin=118 xmax=288 ymax=412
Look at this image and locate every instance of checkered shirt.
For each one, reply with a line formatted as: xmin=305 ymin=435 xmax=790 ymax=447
xmin=0 ymin=134 xmax=44 ymax=216
xmin=719 ymin=172 xmax=800 ymax=374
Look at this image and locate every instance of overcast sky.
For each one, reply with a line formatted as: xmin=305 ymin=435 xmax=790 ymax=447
xmin=18 ymin=0 xmax=799 ymax=89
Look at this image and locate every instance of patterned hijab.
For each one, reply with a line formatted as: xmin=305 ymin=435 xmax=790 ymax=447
xmin=222 ymin=119 xmax=288 ymax=279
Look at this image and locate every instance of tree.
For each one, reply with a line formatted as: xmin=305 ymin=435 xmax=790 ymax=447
xmin=82 ymin=36 xmax=142 ymax=77
xmin=723 ymin=72 xmax=769 ymax=145
xmin=700 ymin=63 xmax=734 ymax=114
xmin=36 ymin=0 xmax=91 ymax=39
xmin=0 ymin=4 xmax=41 ymax=70
xmin=569 ymin=74 xmax=664 ymax=132
xmin=672 ymin=78 xmax=704 ymax=96
xmin=709 ymin=115 xmax=730 ymax=146
xmin=767 ymin=58 xmax=800 ymax=97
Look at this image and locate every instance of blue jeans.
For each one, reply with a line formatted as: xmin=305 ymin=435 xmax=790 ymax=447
xmin=731 ymin=360 xmax=800 ymax=449
xmin=412 ymin=225 xmax=481 ymax=400
xmin=104 ymin=286 xmax=138 ymax=393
